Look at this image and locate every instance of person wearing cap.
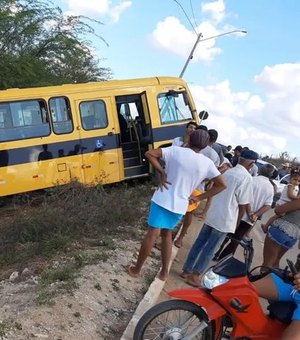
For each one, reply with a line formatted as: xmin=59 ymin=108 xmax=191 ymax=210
xmin=125 ymin=129 xmax=226 ymax=281
xmin=231 ymin=145 xmax=243 ymax=167
xmin=214 ymin=163 xmax=274 ymax=260
xmin=180 ymin=148 xmax=258 ymax=287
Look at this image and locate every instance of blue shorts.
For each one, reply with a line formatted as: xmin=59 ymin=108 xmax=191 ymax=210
xmin=268 ymin=226 xmax=297 ymax=250
xmin=147 ymin=201 xmax=183 ymax=229
xmin=271 ymin=273 xmax=300 ymax=320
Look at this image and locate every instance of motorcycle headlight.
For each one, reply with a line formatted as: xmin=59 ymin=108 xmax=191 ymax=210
xmin=201 ymin=268 xmax=229 ymax=290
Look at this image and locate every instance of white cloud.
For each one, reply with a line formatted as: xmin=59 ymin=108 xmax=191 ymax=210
xmin=201 ymin=0 xmax=226 ymax=23
xmin=189 ymin=62 xmax=300 ymax=157
xmin=65 ymin=0 xmax=132 ymax=22
xmin=149 ymin=17 xmax=222 ymax=62
xmin=150 ymin=0 xmax=245 ymax=64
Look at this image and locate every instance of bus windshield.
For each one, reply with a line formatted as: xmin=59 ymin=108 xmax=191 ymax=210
xmin=158 ymin=91 xmax=193 ymax=124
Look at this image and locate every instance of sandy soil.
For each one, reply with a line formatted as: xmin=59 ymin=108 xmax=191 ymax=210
xmin=0 ymin=239 xmax=161 ymax=340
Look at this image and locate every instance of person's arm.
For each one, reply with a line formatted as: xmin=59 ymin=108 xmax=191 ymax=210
xmin=275 ymin=200 xmax=300 ymax=215
xmin=237 ymin=204 xmax=247 ymax=226
xmin=287 ymin=184 xmax=300 ymax=200
xmin=191 ymin=174 xmax=227 ymax=202
xmin=294 ymin=273 xmax=300 ymax=290
xmin=145 ymin=149 xmax=171 ymax=191
xmin=253 ymin=204 xmax=272 ymax=220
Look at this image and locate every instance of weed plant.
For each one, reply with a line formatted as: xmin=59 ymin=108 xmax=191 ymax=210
xmin=0 ymin=180 xmax=152 ymax=270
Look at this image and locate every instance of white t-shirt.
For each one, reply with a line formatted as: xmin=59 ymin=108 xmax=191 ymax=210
xmin=200 ymin=146 xmax=220 ymax=167
xmin=242 ymin=175 xmax=274 ymax=225
xmin=277 ymin=184 xmax=299 ymax=206
xmin=205 ymin=164 xmax=253 ymax=233
xmin=172 ymin=137 xmax=184 ymax=146
xmin=151 ymin=146 xmax=221 ymax=214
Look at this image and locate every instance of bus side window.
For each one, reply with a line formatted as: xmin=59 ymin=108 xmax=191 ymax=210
xmin=79 ymin=100 xmax=108 ymax=130
xmin=49 ymin=97 xmax=74 ymax=134
xmin=0 ymin=100 xmax=50 ymax=142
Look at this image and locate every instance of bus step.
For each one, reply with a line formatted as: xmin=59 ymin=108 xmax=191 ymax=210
xmin=125 ymin=165 xmax=148 ymax=178
xmin=122 ymin=149 xmax=140 ymax=158
xmin=121 ymin=141 xmax=138 ymax=150
xmin=124 ymin=156 xmax=140 ymax=168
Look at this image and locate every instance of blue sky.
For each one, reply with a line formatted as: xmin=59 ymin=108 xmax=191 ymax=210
xmin=54 ymin=0 xmax=300 ymax=159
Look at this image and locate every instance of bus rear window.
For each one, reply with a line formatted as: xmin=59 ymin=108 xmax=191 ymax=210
xmin=158 ymin=91 xmax=193 ymax=124
xmin=0 ymin=100 xmax=50 ymax=142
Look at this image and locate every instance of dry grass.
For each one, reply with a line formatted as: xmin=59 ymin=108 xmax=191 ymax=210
xmin=0 ymin=180 xmax=152 ymax=272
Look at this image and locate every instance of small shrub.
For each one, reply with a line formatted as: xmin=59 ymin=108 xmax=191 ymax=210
xmin=0 ymin=321 xmax=9 ymax=339
xmin=39 ymin=265 xmax=76 ymax=286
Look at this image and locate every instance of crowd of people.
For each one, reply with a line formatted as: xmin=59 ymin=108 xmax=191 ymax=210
xmin=125 ymin=120 xmax=300 ymax=338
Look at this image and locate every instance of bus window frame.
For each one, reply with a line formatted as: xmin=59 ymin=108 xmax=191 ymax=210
xmin=0 ymin=98 xmax=51 ymax=142
xmin=48 ymin=96 xmax=74 ymax=135
xmin=79 ymin=99 xmax=109 ymax=131
xmin=157 ymin=90 xmax=194 ymax=125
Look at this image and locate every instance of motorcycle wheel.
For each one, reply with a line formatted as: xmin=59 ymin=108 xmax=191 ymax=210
xmin=133 ymin=299 xmax=214 ymax=340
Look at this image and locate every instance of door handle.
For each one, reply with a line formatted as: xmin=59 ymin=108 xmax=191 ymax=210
xmin=108 ymin=132 xmax=113 ymax=136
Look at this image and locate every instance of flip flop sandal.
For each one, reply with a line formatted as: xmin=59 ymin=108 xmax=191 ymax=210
xmin=186 ymin=278 xmax=200 ymax=287
xmin=124 ymin=264 xmax=140 ymax=278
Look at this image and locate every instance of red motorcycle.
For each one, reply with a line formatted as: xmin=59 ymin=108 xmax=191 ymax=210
xmin=133 ymin=238 xmax=296 ymax=339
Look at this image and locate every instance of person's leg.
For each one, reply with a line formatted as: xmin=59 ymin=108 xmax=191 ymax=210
xmin=174 ymin=211 xmax=193 ymax=248
xmin=181 ymin=224 xmax=212 ymax=277
xmin=187 ymin=227 xmax=226 ymax=286
xmin=252 ymin=274 xmax=279 ymax=300
xmin=262 ymin=226 xmax=297 ymax=271
xmin=261 ymin=234 xmax=283 ymax=270
xmin=281 ymin=320 xmax=300 ymax=340
xmin=274 ymin=246 xmax=289 ymax=268
xmin=218 ymin=221 xmax=252 ymax=260
xmin=159 ymin=229 xmax=173 ymax=281
xmin=213 ymin=234 xmax=231 ymax=260
xmin=128 ymin=227 xmax=161 ymax=277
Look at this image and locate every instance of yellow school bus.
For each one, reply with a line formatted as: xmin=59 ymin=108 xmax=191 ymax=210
xmin=0 ymin=76 xmax=201 ymax=196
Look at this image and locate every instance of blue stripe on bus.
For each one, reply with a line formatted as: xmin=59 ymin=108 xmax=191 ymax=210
xmin=0 ymin=124 xmax=187 ymax=167
xmin=0 ymin=134 xmax=119 ymax=167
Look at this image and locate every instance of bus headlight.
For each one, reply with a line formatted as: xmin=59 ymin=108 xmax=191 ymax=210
xmin=201 ymin=268 xmax=229 ymax=290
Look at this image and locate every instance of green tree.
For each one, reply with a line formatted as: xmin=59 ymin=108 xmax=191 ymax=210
xmin=0 ymin=0 xmax=112 ymax=89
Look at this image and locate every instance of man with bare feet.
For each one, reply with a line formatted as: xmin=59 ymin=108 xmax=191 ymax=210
xmin=125 ymin=129 xmax=226 ymax=281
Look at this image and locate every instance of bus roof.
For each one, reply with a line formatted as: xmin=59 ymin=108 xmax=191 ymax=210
xmin=0 ymin=76 xmax=187 ymax=100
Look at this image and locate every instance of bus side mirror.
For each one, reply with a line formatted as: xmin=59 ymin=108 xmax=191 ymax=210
xmin=199 ymin=110 xmax=209 ymax=120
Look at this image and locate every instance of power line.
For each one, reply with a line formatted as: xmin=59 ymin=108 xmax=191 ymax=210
xmin=172 ymin=0 xmax=198 ymax=35
xmin=189 ymin=0 xmax=198 ymax=28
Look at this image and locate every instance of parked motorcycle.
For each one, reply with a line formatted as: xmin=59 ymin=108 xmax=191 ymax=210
xmin=133 ymin=238 xmax=296 ymax=339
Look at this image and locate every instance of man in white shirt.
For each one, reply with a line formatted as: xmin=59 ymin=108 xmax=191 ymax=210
xmin=181 ymin=149 xmax=258 ymax=287
xmin=172 ymin=121 xmax=198 ymax=147
xmin=126 ymin=129 xmax=227 ymax=281
xmin=200 ymin=129 xmax=220 ymax=167
xmin=214 ymin=163 xmax=275 ymax=260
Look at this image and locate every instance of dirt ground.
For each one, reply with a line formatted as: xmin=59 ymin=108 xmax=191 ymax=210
xmin=0 ymin=238 xmax=161 ymax=339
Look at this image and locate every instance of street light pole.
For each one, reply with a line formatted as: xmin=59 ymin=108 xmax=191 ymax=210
xmin=179 ymin=29 xmax=247 ymax=78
